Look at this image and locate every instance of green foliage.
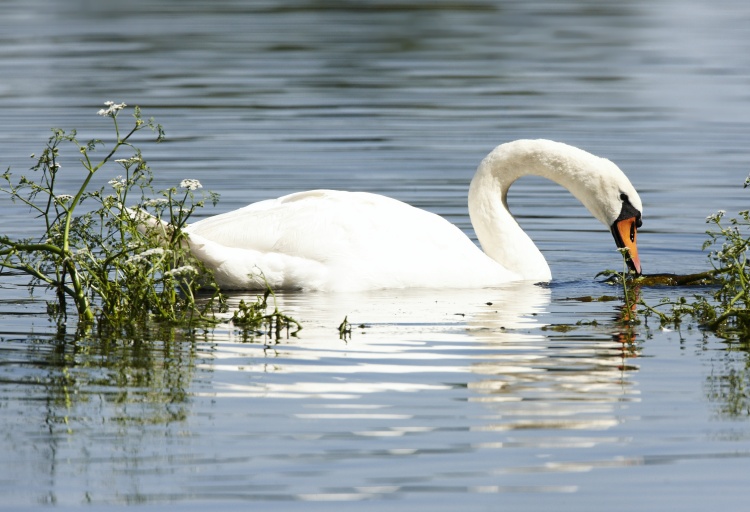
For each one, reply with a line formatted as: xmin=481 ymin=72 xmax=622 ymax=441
xmin=0 ymin=103 xmax=230 ymax=332
xmin=640 ymin=205 xmax=750 ymax=339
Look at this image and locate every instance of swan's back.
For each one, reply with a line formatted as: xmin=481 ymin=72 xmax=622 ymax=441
xmin=189 ymin=190 xmax=419 ymax=259
xmin=185 ymin=190 xmax=513 ymax=290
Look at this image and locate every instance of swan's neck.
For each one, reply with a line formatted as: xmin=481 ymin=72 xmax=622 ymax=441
xmin=468 ymin=139 xmax=611 ymax=280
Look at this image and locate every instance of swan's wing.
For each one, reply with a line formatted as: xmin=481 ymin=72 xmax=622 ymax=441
xmin=186 ymin=190 xmax=468 ymax=261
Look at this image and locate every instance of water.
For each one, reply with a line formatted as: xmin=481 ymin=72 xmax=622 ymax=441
xmin=2 ymin=0 xmax=750 ymax=510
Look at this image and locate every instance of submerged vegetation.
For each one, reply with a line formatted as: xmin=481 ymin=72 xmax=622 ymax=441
xmin=0 ymin=102 xmax=294 ymax=338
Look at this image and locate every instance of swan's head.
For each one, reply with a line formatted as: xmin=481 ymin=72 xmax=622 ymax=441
xmin=572 ymin=156 xmax=643 ymax=275
xmin=609 ymin=192 xmax=642 ymax=275
xmin=518 ymin=140 xmax=643 ymax=275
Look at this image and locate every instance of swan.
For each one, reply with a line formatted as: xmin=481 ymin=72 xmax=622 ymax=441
xmin=171 ymin=139 xmax=642 ymax=291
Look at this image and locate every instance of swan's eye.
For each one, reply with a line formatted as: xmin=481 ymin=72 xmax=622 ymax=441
xmin=620 ymin=193 xmax=628 ymax=202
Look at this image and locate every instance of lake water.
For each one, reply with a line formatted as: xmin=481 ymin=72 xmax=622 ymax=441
xmin=2 ymin=0 xmax=750 ymax=510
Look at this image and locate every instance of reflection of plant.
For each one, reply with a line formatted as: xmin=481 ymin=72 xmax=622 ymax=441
xmin=0 ymin=103 xmax=244 ymax=332
xmin=705 ymin=339 xmax=750 ymax=418
xmin=14 ymin=328 xmax=201 ymax=434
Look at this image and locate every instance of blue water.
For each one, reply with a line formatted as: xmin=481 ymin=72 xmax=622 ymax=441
xmin=2 ymin=1 xmax=750 ymax=510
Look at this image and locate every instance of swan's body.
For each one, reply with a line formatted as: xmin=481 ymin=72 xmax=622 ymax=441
xmin=184 ymin=190 xmax=519 ymax=290
xmin=178 ymin=139 xmax=643 ymax=291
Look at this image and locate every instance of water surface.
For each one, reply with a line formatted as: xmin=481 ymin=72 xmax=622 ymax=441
xmin=2 ymin=1 xmax=750 ymax=510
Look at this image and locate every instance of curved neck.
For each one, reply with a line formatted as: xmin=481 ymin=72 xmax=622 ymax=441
xmin=468 ymin=139 xmax=612 ymax=280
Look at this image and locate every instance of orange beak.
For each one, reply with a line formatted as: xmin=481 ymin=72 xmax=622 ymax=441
xmin=611 ymin=216 xmax=641 ymax=275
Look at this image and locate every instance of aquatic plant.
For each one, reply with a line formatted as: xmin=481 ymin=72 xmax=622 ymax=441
xmin=632 ymin=186 xmax=750 ymax=339
xmin=595 ymin=247 xmax=641 ymax=321
xmin=338 ymin=315 xmax=351 ymax=340
xmin=231 ymin=289 xmax=301 ymax=339
xmin=0 ymin=102 xmax=277 ymax=333
xmin=616 ymin=247 xmax=638 ymax=321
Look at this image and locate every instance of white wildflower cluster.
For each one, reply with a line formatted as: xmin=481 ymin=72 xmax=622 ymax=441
xmin=108 ymin=175 xmax=127 ymax=190
xmin=180 ymin=179 xmax=202 ymax=191
xmin=115 ymin=155 xmax=143 ymax=167
xmin=97 ymin=101 xmax=127 ymax=117
xmin=55 ymin=194 xmax=74 ymax=204
xmin=142 ymin=198 xmax=169 ymax=208
xmin=706 ymin=210 xmax=726 ymax=223
xmin=714 ymin=242 xmax=740 ymax=262
xmin=125 ymin=247 xmax=167 ymax=265
xmin=164 ymin=265 xmax=198 ymax=278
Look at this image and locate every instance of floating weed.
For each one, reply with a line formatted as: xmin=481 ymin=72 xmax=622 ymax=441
xmin=336 ymin=316 xmax=369 ymax=340
xmin=338 ymin=315 xmax=351 ymax=340
xmin=576 ymin=319 xmax=599 ymax=326
xmin=231 ymin=288 xmax=301 ymax=341
xmin=540 ymin=324 xmax=578 ymax=333
xmin=564 ymin=295 xmax=620 ymax=303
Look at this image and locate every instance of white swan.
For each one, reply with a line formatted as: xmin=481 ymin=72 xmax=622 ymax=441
xmin=177 ymin=139 xmax=642 ymax=291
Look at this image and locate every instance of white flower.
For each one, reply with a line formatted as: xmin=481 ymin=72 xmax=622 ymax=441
xmin=97 ymin=101 xmax=127 ymax=117
xmin=179 ymin=179 xmax=202 ymax=191
xmin=164 ymin=265 xmax=198 ymax=278
xmin=124 ymin=247 xmax=167 ymax=265
xmin=108 ymin=175 xmax=127 ymax=190
xmin=142 ymin=198 xmax=169 ymax=208
xmin=124 ymin=254 xmax=143 ymax=265
xmin=55 ymin=194 xmax=74 ymax=204
xmin=140 ymin=248 xmax=165 ymax=258
xmin=706 ymin=210 xmax=726 ymax=223
xmin=115 ymin=155 xmax=142 ymax=167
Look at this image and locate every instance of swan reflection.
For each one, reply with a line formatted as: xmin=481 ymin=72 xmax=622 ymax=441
xmin=196 ymin=283 xmax=643 ymax=500
xmin=213 ymin=282 xmax=640 ymax=431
